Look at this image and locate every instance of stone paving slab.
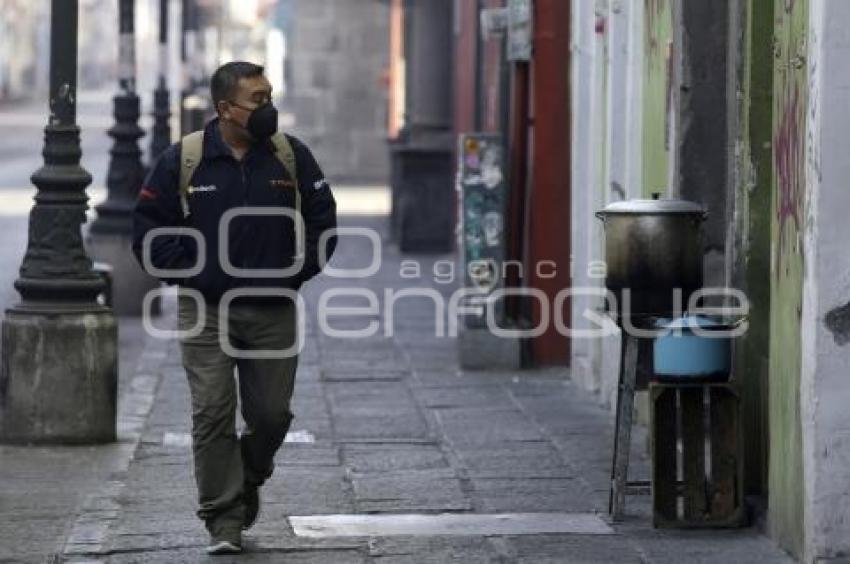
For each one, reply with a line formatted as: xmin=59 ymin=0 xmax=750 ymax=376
xmin=340 ymin=443 xmax=449 ymax=473
xmin=321 ymin=368 xmax=408 ymax=382
xmin=434 ymin=407 xmax=548 ymax=445
xmin=506 ymin=533 xmax=644 ymax=564
xmin=349 ymin=468 xmax=471 ymax=512
xmin=276 ymin=444 xmax=342 ymax=467
xmin=453 ymin=442 xmax=578 ymax=479
xmin=469 ymin=477 xmax=596 ymax=513
xmin=366 ymin=536 xmax=503 ymax=564
xmin=330 ymin=412 xmax=432 ymax=442
xmin=411 ymin=384 xmax=519 ymax=409
xmin=410 ymin=368 xmax=520 ymax=389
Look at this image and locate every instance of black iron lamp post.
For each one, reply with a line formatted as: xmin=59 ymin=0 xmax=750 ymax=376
xmin=181 ymin=0 xmax=208 ymax=135
xmin=91 ymin=0 xmax=145 ymax=236
xmin=0 ymin=0 xmax=118 ymax=444
xmin=150 ymin=0 xmax=171 ymax=161
xmin=86 ymin=0 xmax=159 ymax=316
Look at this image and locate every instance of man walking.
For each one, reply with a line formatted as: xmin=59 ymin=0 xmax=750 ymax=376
xmin=132 ymin=61 xmax=337 ymax=555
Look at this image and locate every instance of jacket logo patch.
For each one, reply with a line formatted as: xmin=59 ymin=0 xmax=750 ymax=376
xmin=270 ymin=179 xmax=297 ymax=189
xmin=314 ymin=179 xmax=328 ymax=191
xmin=188 ymin=185 xmax=217 ymax=194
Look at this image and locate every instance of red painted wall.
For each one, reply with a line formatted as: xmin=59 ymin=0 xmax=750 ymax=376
xmin=453 ymin=0 xmax=478 ymax=138
xmin=481 ymin=0 xmax=506 ymax=133
xmin=526 ymin=0 xmax=571 ymax=365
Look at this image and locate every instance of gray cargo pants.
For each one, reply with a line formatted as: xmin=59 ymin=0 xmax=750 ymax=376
xmin=177 ymin=291 xmax=299 ymax=539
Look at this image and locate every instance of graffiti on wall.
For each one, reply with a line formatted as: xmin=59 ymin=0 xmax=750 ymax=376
xmin=772 ymin=3 xmax=808 ymax=277
xmin=773 ymin=81 xmax=803 ymax=271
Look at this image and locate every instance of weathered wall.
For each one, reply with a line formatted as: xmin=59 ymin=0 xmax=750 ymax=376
xmin=800 ymin=1 xmax=850 ymax=560
xmin=726 ymin=0 xmax=850 ymax=559
xmin=731 ymin=0 xmax=774 ymax=501
xmin=641 ymin=0 xmax=673 ymax=197
xmin=570 ymin=0 xmax=641 ymax=408
xmin=287 ymin=0 xmax=390 ymax=183
xmin=768 ymin=0 xmax=807 ymax=557
xmin=676 ymin=0 xmax=730 ymax=288
xmin=570 ymin=0 xmax=601 ymax=392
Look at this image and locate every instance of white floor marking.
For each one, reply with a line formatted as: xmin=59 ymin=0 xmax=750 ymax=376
xmin=162 ymin=432 xmax=192 ymax=448
xmin=289 ymin=512 xmax=614 ymax=537
xmin=285 ymin=430 xmax=316 ymax=444
xmin=161 ymin=429 xmax=315 ymax=448
xmin=332 ymin=185 xmax=390 ymax=216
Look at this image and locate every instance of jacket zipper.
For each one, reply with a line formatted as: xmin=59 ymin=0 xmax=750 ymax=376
xmin=240 ymin=161 xmax=248 ymax=205
xmin=240 ymin=161 xmax=248 ymax=269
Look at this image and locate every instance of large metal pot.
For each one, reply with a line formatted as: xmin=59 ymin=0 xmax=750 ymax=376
xmin=596 ymin=198 xmax=707 ymax=316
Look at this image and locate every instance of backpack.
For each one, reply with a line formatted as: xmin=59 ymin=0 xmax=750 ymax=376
xmin=178 ymin=130 xmax=303 ymax=260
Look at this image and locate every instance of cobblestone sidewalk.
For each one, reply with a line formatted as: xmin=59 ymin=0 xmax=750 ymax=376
xmin=27 ymin=215 xmax=793 ymax=563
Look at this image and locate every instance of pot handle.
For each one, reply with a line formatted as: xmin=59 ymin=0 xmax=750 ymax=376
xmin=595 ymin=211 xmax=606 ymax=222
xmin=693 ymin=315 xmax=749 ymax=332
xmin=690 ymin=211 xmax=709 ymax=225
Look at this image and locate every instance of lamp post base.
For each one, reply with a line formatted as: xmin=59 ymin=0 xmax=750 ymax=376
xmin=0 ymin=309 xmax=118 ymax=444
xmin=393 ymin=143 xmax=455 ymax=254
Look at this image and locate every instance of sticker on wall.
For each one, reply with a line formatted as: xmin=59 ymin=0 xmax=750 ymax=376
xmin=457 ymin=134 xmax=508 ymax=329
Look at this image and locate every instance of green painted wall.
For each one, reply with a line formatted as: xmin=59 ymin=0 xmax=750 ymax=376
xmin=735 ymin=0 xmax=775 ymax=500
xmin=641 ymin=0 xmax=673 ymax=197
xmin=768 ymin=0 xmax=807 ymax=557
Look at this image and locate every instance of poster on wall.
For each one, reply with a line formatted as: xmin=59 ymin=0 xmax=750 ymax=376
xmin=458 ymin=133 xmax=508 ymax=329
xmin=508 ymin=0 xmax=532 ymax=62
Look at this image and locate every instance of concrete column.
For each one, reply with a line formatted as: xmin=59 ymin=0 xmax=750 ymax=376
xmin=800 ymin=1 xmax=850 ymax=559
xmin=623 ymin=0 xmax=643 ymax=198
xmin=392 ymin=0 xmax=455 ymax=253
xmin=407 ymin=0 xmax=453 ymax=134
xmin=570 ymin=0 xmax=599 ymax=390
xmin=675 ymin=0 xmax=731 ymax=288
xmin=570 ymin=0 xmax=643 ymax=408
xmin=606 ymin=0 xmax=631 ymax=203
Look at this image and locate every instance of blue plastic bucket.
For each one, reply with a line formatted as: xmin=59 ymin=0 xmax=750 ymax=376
xmin=652 ymin=316 xmax=733 ymax=379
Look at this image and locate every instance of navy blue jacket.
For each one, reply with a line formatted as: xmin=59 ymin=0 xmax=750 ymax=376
xmin=132 ymin=118 xmax=338 ymax=304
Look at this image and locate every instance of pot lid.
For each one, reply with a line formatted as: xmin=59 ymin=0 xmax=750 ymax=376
xmin=655 ymin=315 xmax=724 ymax=329
xmin=598 ymin=198 xmax=706 ymax=215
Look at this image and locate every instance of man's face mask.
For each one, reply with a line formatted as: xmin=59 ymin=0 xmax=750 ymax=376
xmin=230 ymin=100 xmax=278 ymax=140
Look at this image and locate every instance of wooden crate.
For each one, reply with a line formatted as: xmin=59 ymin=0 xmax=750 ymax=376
xmin=650 ymin=382 xmax=745 ymax=528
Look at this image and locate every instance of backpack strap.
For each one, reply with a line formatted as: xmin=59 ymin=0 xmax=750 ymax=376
xmin=178 ymin=130 xmax=204 ymax=219
xmin=270 ymin=132 xmax=304 ymax=260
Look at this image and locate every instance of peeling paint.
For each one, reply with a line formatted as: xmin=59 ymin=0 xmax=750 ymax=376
xmin=644 ymin=0 xmax=667 ymax=56
xmin=825 ymin=302 xmax=850 ymax=346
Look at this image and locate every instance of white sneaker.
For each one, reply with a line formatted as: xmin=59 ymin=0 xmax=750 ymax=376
xmin=206 ymin=539 xmax=242 ymax=555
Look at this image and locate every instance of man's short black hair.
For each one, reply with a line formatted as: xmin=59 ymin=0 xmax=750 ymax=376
xmin=210 ymin=61 xmax=265 ymax=112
